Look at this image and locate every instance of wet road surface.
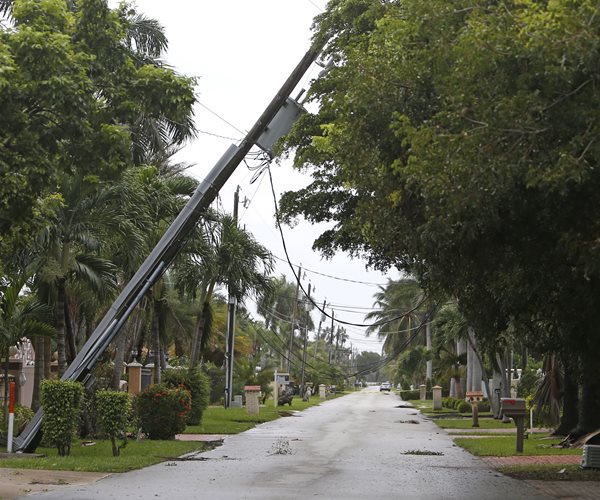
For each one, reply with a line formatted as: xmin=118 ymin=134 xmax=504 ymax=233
xmin=28 ymin=387 xmax=550 ymax=499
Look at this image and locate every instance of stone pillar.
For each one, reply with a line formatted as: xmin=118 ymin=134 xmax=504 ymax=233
xmin=127 ymin=361 xmax=142 ymax=395
xmin=319 ymin=384 xmax=326 ymax=401
xmin=419 ymin=384 xmax=426 ymax=401
xmin=432 ymin=385 xmax=442 ymax=410
xmin=244 ymin=386 xmax=261 ymax=415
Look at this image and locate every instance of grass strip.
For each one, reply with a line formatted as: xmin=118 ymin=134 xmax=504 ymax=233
xmin=454 ymin=434 xmax=581 ymax=456
xmin=434 ymin=418 xmax=515 ymax=430
xmin=0 ymin=440 xmax=214 ymax=473
xmin=498 ymin=464 xmax=600 ymax=481
xmin=186 ymin=394 xmax=340 ymax=434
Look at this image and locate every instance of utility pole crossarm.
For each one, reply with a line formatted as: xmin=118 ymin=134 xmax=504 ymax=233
xmin=14 ymin=39 xmax=326 ymax=453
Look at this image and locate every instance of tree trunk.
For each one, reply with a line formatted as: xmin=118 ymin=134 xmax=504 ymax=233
xmin=31 ymin=335 xmax=43 ymax=411
xmin=152 ymin=296 xmax=161 ymax=384
xmin=554 ymin=363 xmax=579 ymax=436
xmin=44 ymin=335 xmax=52 ymax=380
xmin=64 ymin=295 xmax=76 ymax=364
xmin=111 ymin=328 xmax=127 ymax=390
xmin=3 ymin=346 xmax=9 ymax=428
xmin=55 ymin=278 xmax=67 ymax=376
xmin=190 ymin=284 xmax=213 ymax=369
xmin=576 ymin=349 xmax=600 ymax=437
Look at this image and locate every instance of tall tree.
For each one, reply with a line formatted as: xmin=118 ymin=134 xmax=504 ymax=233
xmin=279 ymin=0 xmax=600 ymax=435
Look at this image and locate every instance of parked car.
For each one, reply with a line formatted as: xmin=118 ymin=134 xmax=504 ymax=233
xmin=380 ymin=382 xmax=391 ymax=392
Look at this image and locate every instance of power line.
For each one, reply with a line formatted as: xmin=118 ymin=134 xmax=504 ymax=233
xmin=197 ymin=101 xmax=247 ymax=136
xmin=266 ymin=164 xmax=430 ymax=329
xmin=198 ymin=129 xmax=242 ymax=142
xmin=271 ymin=254 xmax=387 ymax=287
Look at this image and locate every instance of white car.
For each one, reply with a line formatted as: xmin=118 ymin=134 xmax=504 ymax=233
xmin=380 ymin=382 xmax=391 ymax=392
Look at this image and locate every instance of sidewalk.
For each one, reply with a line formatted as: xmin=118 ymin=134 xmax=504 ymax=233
xmin=481 ymin=454 xmax=600 ymax=499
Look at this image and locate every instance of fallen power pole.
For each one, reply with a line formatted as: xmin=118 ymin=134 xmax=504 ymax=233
xmin=14 ymin=39 xmax=326 ymax=453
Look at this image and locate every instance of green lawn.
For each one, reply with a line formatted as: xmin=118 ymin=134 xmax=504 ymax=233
xmin=434 ymin=418 xmax=515 ymax=430
xmin=0 ymin=439 xmax=212 ymax=473
xmin=186 ymin=396 xmax=332 ymax=434
xmin=498 ymin=464 xmax=600 ymax=481
xmin=0 ymin=393 xmax=344 ymax=473
xmin=453 ymin=434 xmax=582 ymax=456
xmin=408 ymin=399 xmax=491 ymax=418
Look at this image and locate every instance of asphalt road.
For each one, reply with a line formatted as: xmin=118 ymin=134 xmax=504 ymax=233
xmin=28 ymin=387 xmax=550 ymax=499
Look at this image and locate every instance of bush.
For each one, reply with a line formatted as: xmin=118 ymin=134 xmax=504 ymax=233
xmin=443 ymin=397 xmax=459 ymax=409
xmin=399 ymin=389 xmax=420 ymax=400
xmin=137 ymin=384 xmax=191 ymax=439
xmin=0 ymin=404 xmax=34 ymax=444
xmin=41 ymin=379 xmax=84 ymax=456
xmin=162 ymin=368 xmax=210 ymax=425
xmin=457 ymin=401 xmax=472 ymax=413
xmin=96 ymin=390 xmax=132 ymax=456
xmin=477 ymin=400 xmax=491 ymax=412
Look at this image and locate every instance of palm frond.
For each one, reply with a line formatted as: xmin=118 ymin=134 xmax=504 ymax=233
xmin=124 ymin=13 xmax=168 ymax=58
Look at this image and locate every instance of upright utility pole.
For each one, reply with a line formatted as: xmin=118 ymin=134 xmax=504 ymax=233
xmin=224 ymin=186 xmax=240 ymax=408
xmin=287 ymin=265 xmax=302 ymax=372
xmin=313 ymin=299 xmax=326 ymax=360
xmin=300 ymin=283 xmax=311 ymax=395
xmin=328 ymin=310 xmax=334 ymax=364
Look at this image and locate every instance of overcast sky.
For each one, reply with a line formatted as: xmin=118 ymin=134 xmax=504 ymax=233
xmin=117 ymin=0 xmax=398 ymax=353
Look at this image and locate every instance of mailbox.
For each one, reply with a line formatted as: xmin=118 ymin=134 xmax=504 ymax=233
xmin=501 ymin=398 xmax=526 ymax=417
xmin=501 ymin=398 xmax=527 ymax=453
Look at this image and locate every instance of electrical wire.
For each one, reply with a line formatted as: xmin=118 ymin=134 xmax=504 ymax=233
xmin=197 ymin=129 xmax=242 ymax=142
xmin=267 ymin=164 xmax=430 ymax=329
xmin=271 ymin=254 xmax=387 ymax=287
xmin=197 ymin=101 xmax=247 ymax=136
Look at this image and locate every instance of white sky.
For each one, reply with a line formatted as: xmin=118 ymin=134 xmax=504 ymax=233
xmin=118 ymin=0 xmax=397 ymax=353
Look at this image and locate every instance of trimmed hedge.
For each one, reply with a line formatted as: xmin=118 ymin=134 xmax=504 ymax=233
xmin=96 ymin=389 xmax=132 ymax=456
xmin=41 ymin=379 xmax=84 ymax=456
xmin=162 ymin=367 xmax=210 ymax=425
xmin=137 ymin=384 xmax=191 ymax=439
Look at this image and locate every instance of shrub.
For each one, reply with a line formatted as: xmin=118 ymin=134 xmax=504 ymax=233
xmin=399 ymin=389 xmax=420 ymax=400
xmin=443 ymin=397 xmax=458 ymax=409
xmin=457 ymin=401 xmax=472 ymax=413
xmin=162 ymin=368 xmax=210 ymax=425
xmin=0 ymin=404 xmax=34 ymax=443
xmin=477 ymin=400 xmax=491 ymax=412
xmin=137 ymin=384 xmax=191 ymax=439
xmin=96 ymin=390 xmax=132 ymax=456
xmin=41 ymin=379 xmax=84 ymax=456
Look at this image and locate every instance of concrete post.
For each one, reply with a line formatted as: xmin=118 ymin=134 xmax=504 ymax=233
xmin=146 ymin=363 xmax=155 ymax=387
xmin=244 ymin=386 xmax=261 ymax=415
xmin=319 ymin=384 xmax=326 ymax=401
xmin=127 ymin=361 xmax=142 ymax=395
xmin=432 ymin=385 xmax=442 ymax=410
xmin=419 ymin=384 xmax=427 ymax=401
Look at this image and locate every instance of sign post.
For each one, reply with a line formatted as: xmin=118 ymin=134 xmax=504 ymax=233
xmin=7 ymin=381 xmax=16 ymax=453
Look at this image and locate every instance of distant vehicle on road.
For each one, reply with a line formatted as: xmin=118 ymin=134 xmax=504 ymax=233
xmin=380 ymin=382 xmax=391 ymax=392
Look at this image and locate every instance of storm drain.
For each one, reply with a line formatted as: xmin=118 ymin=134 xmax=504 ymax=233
xmin=396 ymin=419 xmax=420 ymax=424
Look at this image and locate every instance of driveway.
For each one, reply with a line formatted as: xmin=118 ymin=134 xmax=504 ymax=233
xmin=27 ymin=387 xmax=549 ymax=499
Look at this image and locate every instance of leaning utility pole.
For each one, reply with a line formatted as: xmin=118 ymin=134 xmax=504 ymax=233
xmin=224 ymin=186 xmax=240 ymax=408
xmin=14 ymin=37 xmax=326 ymax=453
xmin=287 ymin=265 xmax=302 ymax=372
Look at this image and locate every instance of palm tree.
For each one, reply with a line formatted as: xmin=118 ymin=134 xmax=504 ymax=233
xmin=0 ymin=274 xmax=55 ymax=420
xmin=176 ymin=213 xmax=274 ymax=369
xmin=365 ymin=278 xmax=427 ymax=355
